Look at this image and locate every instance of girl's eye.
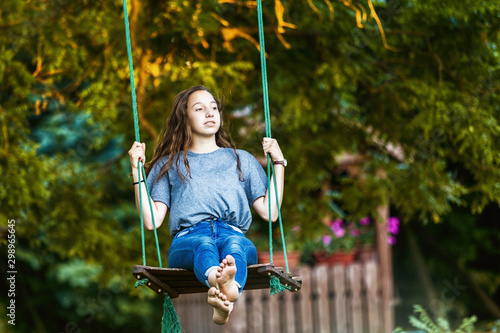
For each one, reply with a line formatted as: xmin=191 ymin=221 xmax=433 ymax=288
xmin=196 ymin=108 xmax=203 ymax=112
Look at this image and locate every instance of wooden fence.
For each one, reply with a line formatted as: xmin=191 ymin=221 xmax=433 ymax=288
xmin=171 ymin=261 xmax=389 ymax=333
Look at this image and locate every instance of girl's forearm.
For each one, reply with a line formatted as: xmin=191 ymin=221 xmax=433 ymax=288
xmin=263 ymin=165 xmax=285 ymax=222
xmin=132 ymin=167 xmax=157 ymax=229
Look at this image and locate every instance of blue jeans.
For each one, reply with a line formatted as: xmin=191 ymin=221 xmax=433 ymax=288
xmin=168 ymin=219 xmax=258 ymax=291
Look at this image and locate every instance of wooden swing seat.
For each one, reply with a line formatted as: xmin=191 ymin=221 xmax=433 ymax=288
xmin=132 ymin=263 xmax=302 ymax=298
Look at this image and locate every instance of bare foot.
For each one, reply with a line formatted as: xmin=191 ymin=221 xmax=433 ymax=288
xmin=216 ymin=255 xmax=240 ymax=302
xmin=207 ymin=287 xmax=233 ymax=325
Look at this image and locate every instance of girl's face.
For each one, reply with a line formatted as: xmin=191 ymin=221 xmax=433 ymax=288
xmin=187 ymin=90 xmax=221 ymax=139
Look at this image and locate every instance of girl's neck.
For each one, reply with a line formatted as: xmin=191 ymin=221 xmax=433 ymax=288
xmin=190 ymin=137 xmax=219 ymax=154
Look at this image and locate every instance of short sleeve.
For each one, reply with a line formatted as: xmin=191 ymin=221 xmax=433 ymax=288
xmin=147 ymin=159 xmax=170 ymax=208
xmin=244 ymin=153 xmax=268 ymax=205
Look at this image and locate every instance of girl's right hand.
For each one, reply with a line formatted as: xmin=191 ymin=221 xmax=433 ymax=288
xmin=128 ymin=141 xmax=146 ymax=169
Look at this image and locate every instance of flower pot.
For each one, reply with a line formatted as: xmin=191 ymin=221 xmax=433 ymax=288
xmin=258 ymin=251 xmax=301 ymax=270
xmin=314 ymin=251 xmax=356 ymax=265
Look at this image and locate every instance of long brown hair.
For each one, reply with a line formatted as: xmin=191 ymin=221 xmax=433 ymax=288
xmin=146 ymin=85 xmax=243 ymax=182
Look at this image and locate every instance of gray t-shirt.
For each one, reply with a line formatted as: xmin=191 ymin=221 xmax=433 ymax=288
xmin=147 ymin=148 xmax=268 ymax=238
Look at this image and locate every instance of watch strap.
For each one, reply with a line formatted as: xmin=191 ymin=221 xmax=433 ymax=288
xmin=273 ymin=159 xmax=287 ymax=167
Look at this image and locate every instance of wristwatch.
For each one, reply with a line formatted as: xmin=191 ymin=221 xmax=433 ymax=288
xmin=273 ymin=159 xmax=287 ymax=167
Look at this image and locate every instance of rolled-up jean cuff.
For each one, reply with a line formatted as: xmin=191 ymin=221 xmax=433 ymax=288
xmin=236 ymin=281 xmax=243 ymax=296
xmin=204 ymin=266 xmax=220 ymax=288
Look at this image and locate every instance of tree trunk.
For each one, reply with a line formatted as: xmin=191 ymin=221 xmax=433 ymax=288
xmin=406 ymin=229 xmax=442 ymax=316
xmin=376 ymin=204 xmax=394 ymax=333
xmin=415 ymin=224 xmax=500 ymax=318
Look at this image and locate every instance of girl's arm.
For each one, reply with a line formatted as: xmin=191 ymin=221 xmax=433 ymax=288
xmin=129 ymin=141 xmax=168 ymax=230
xmin=252 ymin=137 xmax=285 ymax=222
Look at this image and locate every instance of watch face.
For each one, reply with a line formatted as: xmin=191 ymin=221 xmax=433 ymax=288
xmin=274 ymin=159 xmax=287 ymax=167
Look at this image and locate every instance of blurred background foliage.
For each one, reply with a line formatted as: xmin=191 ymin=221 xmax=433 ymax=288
xmin=0 ymin=0 xmax=499 ymax=331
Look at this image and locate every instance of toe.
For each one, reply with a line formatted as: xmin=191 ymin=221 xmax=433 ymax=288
xmin=208 ymin=287 xmax=217 ymax=297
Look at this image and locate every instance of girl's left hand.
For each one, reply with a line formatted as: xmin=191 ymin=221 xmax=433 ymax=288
xmin=262 ymin=137 xmax=284 ymax=161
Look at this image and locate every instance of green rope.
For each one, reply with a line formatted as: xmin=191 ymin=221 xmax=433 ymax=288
xmin=142 ymin=162 xmax=163 ymax=267
xmin=134 ymin=279 xmax=182 ymax=332
xmin=256 ymin=0 xmax=290 ymax=294
xmin=122 ymin=0 xmax=162 ymax=268
xmin=121 ymin=0 xmax=139 ymax=144
xmin=122 ymin=1 xmax=177 ymax=330
xmin=256 ymin=1 xmax=271 ymax=138
xmin=137 ymin=161 xmax=147 ymax=265
xmin=161 ymin=295 xmax=182 ymax=333
xmin=270 ymin=276 xmax=291 ymax=295
xmin=269 ymin=276 xmax=284 ymax=295
xmin=134 ymin=278 xmax=149 ymax=288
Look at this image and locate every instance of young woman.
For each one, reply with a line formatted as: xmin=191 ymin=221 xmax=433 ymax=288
xmin=128 ymin=85 xmax=286 ymax=325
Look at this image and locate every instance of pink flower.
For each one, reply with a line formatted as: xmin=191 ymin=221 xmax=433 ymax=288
xmin=334 ymin=228 xmax=345 ymax=238
xmin=387 ymin=217 xmax=400 ymax=235
xmin=387 ymin=234 xmax=396 ymax=245
xmin=330 ymin=219 xmax=343 ymax=230
xmin=360 ymin=217 xmax=370 ymax=225
xmin=330 ymin=219 xmax=345 ymax=238
xmin=351 ymin=229 xmax=360 ymax=237
xmin=292 ymin=225 xmax=300 ymax=232
xmin=322 ymin=235 xmax=332 ymax=246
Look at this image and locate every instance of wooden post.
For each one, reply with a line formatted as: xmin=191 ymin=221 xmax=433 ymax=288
xmin=365 ymin=261 xmax=382 ymax=332
xmin=246 ymin=289 xmax=265 ymax=333
xmin=332 ymin=265 xmax=347 ymax=333
xmin=283 ymin=282 xmax=297 ymax=333
xmin=224 ymin=291 xmax=248 ymax=333
xmin=347 ymin=263 xmax=363 ymax=333
xmin=376 ymin=204 xmax=394 ymax=333
xmin=269 ymin=289 xmax=281 ymax=332
xmin=298 ymin=266 xmax=314 ymax=333
xmin=314 ymin=265 xmax=331 ymax=333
